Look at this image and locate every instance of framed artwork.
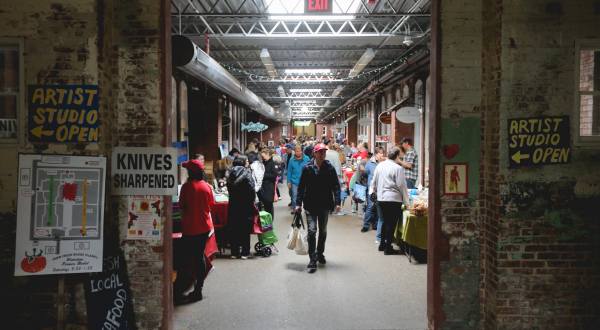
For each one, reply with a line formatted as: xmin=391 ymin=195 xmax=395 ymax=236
xmin=267 ymin=140 xmax=274 ymax=147
xmin=443 ymin=163 xmax=468 ymax=196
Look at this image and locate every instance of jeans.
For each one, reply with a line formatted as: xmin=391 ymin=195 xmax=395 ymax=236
xmin=289 ymin=183 xmax=299 ymax=208
xmin=406 ymin=178 xmax=416 ymax=189
xmin=378 ymin=201 xmax=403 ymax=251
xmin=362 ymin=198 xmax=378 ymax=229
xmin=376 ymin=203 xmax=383 ymax=242
xmin=306 ymin=209 xmax=329 ymax=261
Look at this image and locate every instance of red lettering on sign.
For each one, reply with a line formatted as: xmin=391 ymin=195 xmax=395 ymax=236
xmin=63 ymin=183 xmax=78 ymax=201
xmin=307 ymin=0 xmax=329 ymax=12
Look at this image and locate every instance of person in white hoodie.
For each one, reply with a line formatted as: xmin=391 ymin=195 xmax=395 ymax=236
xmin=247 ymin=151 xmax=264 ymax=193
xmin=368 ymin=146 xmax=410 ymax=255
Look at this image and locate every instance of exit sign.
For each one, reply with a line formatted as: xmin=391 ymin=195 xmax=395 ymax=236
xmin=305 ymin=0 xmax=332 ymax=13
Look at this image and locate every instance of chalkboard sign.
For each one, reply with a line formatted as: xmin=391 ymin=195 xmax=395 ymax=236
xmin=507 ymin=116 xmax=571 ymax=168
xmin=84 ymin=251 xmax=136 ymax=330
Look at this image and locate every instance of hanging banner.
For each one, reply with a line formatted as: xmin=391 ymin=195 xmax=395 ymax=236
xmin=112 ymin=147 xmax=178 ymax=195
xmin=15 ymin=154 xmax=106 ymax=276
xmin=28 ymin=85 xmax=100 ymax=143
xmin=126 ymin=196 xmax=162 ymax=240
xmin=241 ymin=121 xmax=268 ymax=132
xmin=507 ymin=116 xmax=571 ymax=168
xmin=378 ymin=111 xmax=392 ymax=124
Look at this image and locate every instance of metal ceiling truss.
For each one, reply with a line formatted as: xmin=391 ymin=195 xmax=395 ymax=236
xmin=171 ymin=0 xmax=430 ymax=37
xmin=173 ymin=16 xmax=426 ymax=38
xmin=172 ymin=0 xmax=428 ymax=16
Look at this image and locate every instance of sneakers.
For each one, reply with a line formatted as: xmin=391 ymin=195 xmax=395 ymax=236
xmin=334 ymin=211 xmax=345 ymax=216
xmin=307 ymin=260 xmax=317 ymax=273
xmin=317 ymin=254 xmax=326 ymax=265
xmin=360 ymin=227 xmax=369 ymax=233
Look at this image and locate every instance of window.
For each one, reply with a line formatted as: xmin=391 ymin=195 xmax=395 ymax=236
xmin=0 ymin=40 xmax=21 ymax=141
xmin=282 ymin=124 xmax=289 ymax=137
xmin=575 ymin=40 xmax=600 ymax=144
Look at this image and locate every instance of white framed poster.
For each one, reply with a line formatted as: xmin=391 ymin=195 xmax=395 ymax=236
xmin=126 ymin=195 xmax=162 ymax=240
xmin=15 ymin=154 xmax=106 ymax=276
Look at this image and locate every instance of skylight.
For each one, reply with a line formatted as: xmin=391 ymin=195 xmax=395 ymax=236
xmin=284 ymin=68 xmax=331 ymax=75
xmin=289 ymin=88 xmax=323 ymax=93
xmin=267 ymin=0 xmax=361 ymax=20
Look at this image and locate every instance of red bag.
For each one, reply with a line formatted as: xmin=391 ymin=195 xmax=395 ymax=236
xmin=204 ymin=234 xmax=218 ymax=260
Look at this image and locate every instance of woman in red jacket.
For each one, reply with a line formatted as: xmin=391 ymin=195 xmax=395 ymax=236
xmin=175 ymin=159 xmax=215 ymax=304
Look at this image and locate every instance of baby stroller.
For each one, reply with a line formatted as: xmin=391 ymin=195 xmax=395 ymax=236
xmin=254 ymin=210 xmax=279 ymax=257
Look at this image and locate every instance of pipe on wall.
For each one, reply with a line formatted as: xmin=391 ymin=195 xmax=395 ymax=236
xmin=173 ymin=35 xmax=288 ymax=121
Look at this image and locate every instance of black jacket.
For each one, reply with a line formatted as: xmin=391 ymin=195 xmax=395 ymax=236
xmin=258 ymin=158 xmax=279 ymax=203
xmin=227 ymin=166 xmax=256 ymax=223
xmin=296 ymin=160 xmax=341 ymax=213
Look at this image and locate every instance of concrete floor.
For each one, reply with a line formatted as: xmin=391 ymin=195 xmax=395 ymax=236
xmin=174 ymin=190 xmax=427 ymax=330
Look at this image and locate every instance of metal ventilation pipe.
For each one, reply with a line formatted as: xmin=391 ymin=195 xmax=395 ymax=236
xmin=172 ymin=35 xmax=278 ymax=120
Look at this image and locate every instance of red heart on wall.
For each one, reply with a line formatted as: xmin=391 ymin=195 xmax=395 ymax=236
xmin=443 ymin=144 xmax=460 ymax=159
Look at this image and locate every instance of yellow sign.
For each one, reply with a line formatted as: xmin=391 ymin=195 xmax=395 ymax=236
xmin=28 ymin=85 xmax=100 ymax=143
xmin=507 ymin=116 xmax=570 ymax=168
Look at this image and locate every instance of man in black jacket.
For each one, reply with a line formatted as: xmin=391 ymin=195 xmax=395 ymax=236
xmin=295 ymin=143 xmax=341 ymax=273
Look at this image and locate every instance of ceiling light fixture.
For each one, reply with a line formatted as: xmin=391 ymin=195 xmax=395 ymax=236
xmin=269 ymin=15 xmax=355 ymax=21
xmin=260 ymin=48 xmax=277 ymax=78
xmin=277 ymin=85 xmax=286 ymax=97
xmin=289 ymin=88 xmax=322 ymax=93
xmin=284 ymin=68 xmax=331 ymax=75
xmin=348 ymin=48 xmax=375 ymax=78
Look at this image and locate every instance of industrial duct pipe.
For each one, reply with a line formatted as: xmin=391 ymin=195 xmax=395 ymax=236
xmin=173 ymin=35 xmax=286 ymax=121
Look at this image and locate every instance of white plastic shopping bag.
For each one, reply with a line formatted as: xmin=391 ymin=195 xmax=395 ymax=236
xmin=294 ymin=229 xmax=308 ymax=255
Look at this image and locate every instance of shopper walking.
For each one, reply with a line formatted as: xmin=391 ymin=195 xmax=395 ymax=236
xmin=287 ymin=145 xmax=309 ymax=211
xmin=295 ymin=143 xmax=341 ymax=273
xmin=227 ymin=156 xmax=256 ymax=259
xmin=369 ymin=147 xmax=410 ymax=255
xmin=361 ymin=147 xmax=385 ymax=234
xmin=175 ymin=159 xmax=215 ymax=304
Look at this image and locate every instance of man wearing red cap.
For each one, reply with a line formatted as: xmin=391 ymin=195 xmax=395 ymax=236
xmin=175 ymin=159 xmax=215 ymax=304
xmin=295 ymin=143 xmax=341 ymax=273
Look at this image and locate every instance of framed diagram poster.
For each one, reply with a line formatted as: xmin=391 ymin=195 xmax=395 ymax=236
xmin=443 ymin=163 xmax=468 ymax=196
xmin=15 ymin=154 xmax=106 ymax=276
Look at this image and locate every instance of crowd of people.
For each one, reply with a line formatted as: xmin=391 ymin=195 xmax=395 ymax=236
xmin=174 ymin=134 xmax=419 ymax=303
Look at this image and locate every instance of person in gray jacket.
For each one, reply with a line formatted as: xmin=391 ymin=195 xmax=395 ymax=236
xmin=368 ymin=146 xmax=410 ymax=255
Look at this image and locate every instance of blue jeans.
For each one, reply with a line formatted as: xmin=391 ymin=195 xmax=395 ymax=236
xmin=362 ymin=198 xmax=378 ymax=229
xmin=306 ymin=210 xmax=329 ymax=261
xmin=376 ymin=203 xmax=383 ymax=242
xmin=406 ymin=178 xmax=416 ymax=189
xmin=289 ymin=183 xmax=299 ymax=208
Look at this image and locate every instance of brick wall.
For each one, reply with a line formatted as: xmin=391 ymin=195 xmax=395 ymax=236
xmin=0 ymin=1 xmax=169 ymax=329
xmin=480 ymin=0 xmax=503 ymax=328
xmin=0 ymin=1 xmax=101 ymax=328
xmin=439 ymin=0 xmax=483 ymax=328
xmin=104 ymin=1 xmax=167 ymax=328
xmin=492 ymin=1 xmax=600 ymax=328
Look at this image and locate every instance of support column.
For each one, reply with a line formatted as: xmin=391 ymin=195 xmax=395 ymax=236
xmin=188 ymin=86 xmax=221 ymax=162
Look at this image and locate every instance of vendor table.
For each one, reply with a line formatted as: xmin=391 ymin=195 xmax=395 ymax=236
xmin=395 ymin=210 xmax=428 ymax=263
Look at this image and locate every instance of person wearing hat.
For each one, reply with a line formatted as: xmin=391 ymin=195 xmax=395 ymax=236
xmin=295 ymin=143 xmax=342 ymax=273
xmin=175 ymin=159 xmax=215 ymax=304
